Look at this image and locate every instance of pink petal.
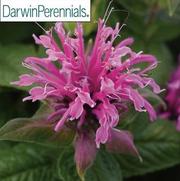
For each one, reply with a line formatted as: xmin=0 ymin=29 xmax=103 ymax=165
xmin=54 ymin=109 xmax=70 ymax=131
xmin=77 ymin=91 xmax=96 ymax=108
xmin=23 ymin=86 xmax=46 ymax=102
xmin=144 ymin=100 xmax=157 ymax=121
xmin=117 ymin=37 xmax=134 ymax=48
xmin=33 ymin=34 xmax=53 ymax=49
xmin=69 ymin=98 xmax=84 ymax=120
xmin=143 ymin=77 xmax=162 ymax=94
xmin=100 ymin=77 xmax=115 ymax=95
xmin=126 ymin=88 xmax=145 ymax=112
xmin=11 ymin=74 xmax=35 ymax=86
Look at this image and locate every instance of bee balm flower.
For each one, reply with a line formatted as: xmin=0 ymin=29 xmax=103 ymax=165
xmin=12 ymin=19 xmax=161 ymax=176
xmin=160 ymin=60 xmax=180 ymax=130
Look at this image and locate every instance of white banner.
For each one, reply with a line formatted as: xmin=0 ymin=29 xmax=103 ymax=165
xmin=0 ymin=0 xmax=91 ymax=22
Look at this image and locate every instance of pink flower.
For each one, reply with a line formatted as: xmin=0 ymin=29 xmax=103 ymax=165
xmin=160 ymin=58 xmax=180 ymax=130
xmin=12 ymin=19 xmax=161 ymax=175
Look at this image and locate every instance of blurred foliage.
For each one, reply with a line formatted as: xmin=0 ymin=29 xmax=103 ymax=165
xmin=0 ymin=0 xmax=180 ymax=181
xmin=0 ymin=23 xmax=42 ymax=44
xmin=0 ymin=44 xmax=38 ymax=90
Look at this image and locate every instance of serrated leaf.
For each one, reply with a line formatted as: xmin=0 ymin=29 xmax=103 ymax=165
xmin=57 ymin=150 xmax=122 ymax=181
xmin=85 ymin=151 xmax=123 ymax=181
xmin=0 ymin=143 xmax=59 ymax=181
xmin=0 ymin=117 xmax=75 ymax=148
xmin=0 ymin=104 xmax=75 ymax=148
xmin=116 ymin=118 xmax=180 ymax=178
xmin=57 ymin=150 xmax=80 ymax=181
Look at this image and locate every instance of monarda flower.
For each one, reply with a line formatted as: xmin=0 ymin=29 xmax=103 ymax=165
xmin=12 ymin=19 xmax=161 ymax=177
xmin=160 ymin=59 xmax=180 ymax=130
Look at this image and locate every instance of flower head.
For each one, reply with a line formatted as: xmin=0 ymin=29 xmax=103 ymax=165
xmin=160 ymin=58 xmax=180 ymax=130
xmin=12 ymin=19 xmax=161 ymax=176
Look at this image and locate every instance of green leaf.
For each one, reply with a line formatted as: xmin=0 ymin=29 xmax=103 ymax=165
xmin=0 ymin=44 xmax=37 ymax=90
xmin=86 ymin=151 xmax=123 ymax=181
xmin=125 ymin=13 xmax=180 ymax=42
xmin=118 ymin=0 xmax=180 ymax=42
xmin=0 ymin=117 xmax=75 ymax=148
xmin=57 ymin=149 xmax=80 ymax=181
xmin=116 ymin=118 xmax=180 ymax=178
xmin=57 ymin=150 xmax=122 ymax=181
xmin=0 ymin=143 xmax=59 ymax=181
xmin=0 ymin=103 xmax=75 ymax=148
xmin=146 ymin=17 xmax=180 ymax=42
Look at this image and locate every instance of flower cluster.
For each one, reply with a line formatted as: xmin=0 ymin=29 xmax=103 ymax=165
xmin=12 ymin=19 xmax=161 ymax=176
xmin=160 ymin=59 xmax=180 ymax=130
